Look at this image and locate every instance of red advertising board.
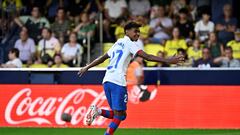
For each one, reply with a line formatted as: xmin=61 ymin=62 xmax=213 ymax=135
xmin=0 ymin=85 xmax=240 ymax=128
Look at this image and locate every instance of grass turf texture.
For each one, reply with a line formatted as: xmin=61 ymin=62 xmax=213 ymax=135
xmin=1 ymin=128 xmax=240 ymax=135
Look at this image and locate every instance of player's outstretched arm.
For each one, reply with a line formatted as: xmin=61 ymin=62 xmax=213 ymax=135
xmin=137 ymin=50 xmax=184 ymax=64
xmin=78 ymin=53 xmax=109 ymax=77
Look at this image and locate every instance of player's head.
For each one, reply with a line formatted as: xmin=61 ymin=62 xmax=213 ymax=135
xmin=124 ymin=21 xmax=141 ymax=41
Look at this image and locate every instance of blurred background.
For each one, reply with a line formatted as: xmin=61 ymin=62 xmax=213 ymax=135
xmin=1 ymin=1 xmax=240 ymax=135
xmin=0 ymin=0 xmax=240 ymax=68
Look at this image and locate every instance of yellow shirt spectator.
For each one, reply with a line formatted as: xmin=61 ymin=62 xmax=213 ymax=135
xmin=227 ymin=40 xmax=240 ymax=59
xmin=29 ymin=64 xmax=48 ymax=68
xmin=38 ymin=36 xmax=61 ymax=58
xmin=2 ymin=0 xmax=22 ymax=10
xmin=140 ymin=25 xmax=150 ymax=39
xmin=52 ymin=64 xmax=69 ymax=68
xmin=164 ymin=39 xmax=187 ymax=57
xmin=114 ymin=26 xmax=125 ymax=39
xmin=187 ymin=46 xmax=202 ymax=60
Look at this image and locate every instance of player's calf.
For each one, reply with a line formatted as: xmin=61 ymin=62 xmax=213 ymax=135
xmin=100 ymin=109 xmax=114 ymax=119
xmin=104 ymin=110 xmax=127 ymax=135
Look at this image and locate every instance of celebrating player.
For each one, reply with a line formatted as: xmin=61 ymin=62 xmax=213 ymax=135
xmin=78 ymin=21 xmax=184 ymax=135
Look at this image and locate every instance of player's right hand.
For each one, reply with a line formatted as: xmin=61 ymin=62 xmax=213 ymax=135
xmin=167 ymin=54 xmax=185 ymax=64
xmin=78 ymin=66 xmax=88 ymax=77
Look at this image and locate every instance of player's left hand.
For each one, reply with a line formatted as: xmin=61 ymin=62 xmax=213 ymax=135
xmin=78 ymin=66 xmax=88 ymax=77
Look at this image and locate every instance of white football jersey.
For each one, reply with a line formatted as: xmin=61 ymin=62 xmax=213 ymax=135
xmin=102 ymin=36 xmax=142 ymax=86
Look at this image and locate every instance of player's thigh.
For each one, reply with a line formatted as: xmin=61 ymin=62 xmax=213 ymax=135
xmin=103 ymin=82 xmax=113 ymax=109
xmin=110 ymin=83 xmax=128 ymax=111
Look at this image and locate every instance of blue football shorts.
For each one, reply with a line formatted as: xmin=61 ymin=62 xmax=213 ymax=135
xmin=103 ymin=81 xmax=128 ymax=111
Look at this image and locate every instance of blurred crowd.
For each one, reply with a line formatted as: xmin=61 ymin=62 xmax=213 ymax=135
xmin=0 ymin=0 xmax=240 ymax=68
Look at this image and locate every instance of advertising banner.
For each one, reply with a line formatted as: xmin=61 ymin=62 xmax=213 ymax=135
xmin=0 ymin=85 xmax=240 ymax=128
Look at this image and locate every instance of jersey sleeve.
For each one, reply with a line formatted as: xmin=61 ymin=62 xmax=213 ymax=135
xmin=129 ymin=42 xmax=142 ymax=56
xmin=107 ymin=45 xmax=114 ymax=58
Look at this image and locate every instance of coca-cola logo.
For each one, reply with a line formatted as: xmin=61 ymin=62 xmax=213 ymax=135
xmin=4 ymin=85 xmax=157 ymax=126
xmin=5 ymin=88 xmax=109 ymax=126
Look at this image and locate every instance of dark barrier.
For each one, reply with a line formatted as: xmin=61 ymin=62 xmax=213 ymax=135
xmin=0 ymin=68 xmax=240 ymax=85
xmin=0 ymin=68 xmax=240 ymax=129
xmin=0 ymin=71 xmax=29 ymax=84
xmin=156 ymin=69 xmax=240 ymax=85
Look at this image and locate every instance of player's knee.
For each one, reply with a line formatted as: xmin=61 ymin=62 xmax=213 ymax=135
xmin=114 ymin=114 xmax=126 ymax=121
xmin=113 ymin=110 xmax=127 ymax=121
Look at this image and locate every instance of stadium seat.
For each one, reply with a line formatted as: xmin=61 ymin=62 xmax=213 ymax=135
xmin=97 ymin=43 xmax=114 ymax=67
xmin=29 ymin=64 xmax=49 ymax=68
xmin=144 ymin=43 xmax=164 ymax=67
xmin=22 ymin=64 xmax=27 ymax=68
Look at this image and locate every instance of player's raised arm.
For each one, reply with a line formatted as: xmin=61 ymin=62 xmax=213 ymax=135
xmin=78 ymin=53 xmax=109 ymax=77
xmin=137 ymin=50 xmax=184 ymax=64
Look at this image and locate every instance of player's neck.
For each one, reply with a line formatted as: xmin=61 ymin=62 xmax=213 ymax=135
xmin=125 ymin=35 xmax=134 ymax=41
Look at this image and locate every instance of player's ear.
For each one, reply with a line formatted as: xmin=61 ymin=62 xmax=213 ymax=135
xmin=125 ymin=29 xmax=128 ymax=35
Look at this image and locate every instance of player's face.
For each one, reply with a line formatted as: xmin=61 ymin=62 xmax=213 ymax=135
xmin=127 ymin=28 xmax=140 ymax=41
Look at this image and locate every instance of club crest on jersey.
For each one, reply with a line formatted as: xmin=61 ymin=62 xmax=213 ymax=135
xmin=117 ymin=42 xmax=125 ymax=49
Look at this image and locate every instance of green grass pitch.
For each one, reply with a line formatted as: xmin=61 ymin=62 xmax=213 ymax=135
xmin=1 ymin=128 xmax=240 ymax=135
